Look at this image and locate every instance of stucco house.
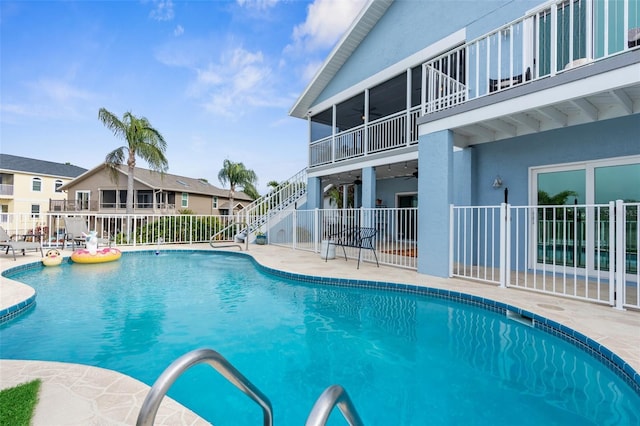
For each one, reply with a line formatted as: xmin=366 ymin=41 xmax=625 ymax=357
xmin=0 ymin=154 xmax=87 ymax=222
xmin=57 ymin=163 xmax=253 ymax=216
xmin=289 ymin=0 xmax=639 ymax=293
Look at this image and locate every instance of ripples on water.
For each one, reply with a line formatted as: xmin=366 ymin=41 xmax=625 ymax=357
xmin=2 ymin=252 xmax=638 ymax=425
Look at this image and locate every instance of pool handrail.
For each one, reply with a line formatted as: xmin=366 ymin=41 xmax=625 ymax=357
xmin=210 ymin=220 xmax=250 ymax=251
xmin=305 ymin=384 xmax=364 ymax=426
xmin=136 ymin=348 xmax=273 ymax=426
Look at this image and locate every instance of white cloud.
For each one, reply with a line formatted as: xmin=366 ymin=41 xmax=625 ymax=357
xmin=301 ymin=59 xmax=323 ymax=83
xmin=0 ymin=78 xmax=96 ymax=121
xmin=149 ymin=0 xmax=174 ymax=21
xmin=173 ymin=25 xmax=184 ymax=37
xmin=236 ymin=0 xmax=280 ymax=10
xmin=189 ymin=47 xmax=290 ymax=118
xmin=291 ymin=0 xmax=367 ymax=52
xmin=30 ymin=78 xmax=94 ymax=103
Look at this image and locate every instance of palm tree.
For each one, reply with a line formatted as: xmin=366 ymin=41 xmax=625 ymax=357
xmin=98 ymin=108 xmax=168 ymax=214
xmin=267 ymin=180 xmax=280 ymax=192
xmin=242 ymin=183 xmax=260 ymax=201
xmin=217 ymin=159 xmax=258 ymax=216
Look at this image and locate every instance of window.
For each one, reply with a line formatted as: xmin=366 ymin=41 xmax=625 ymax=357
xmin=213 ymin=196 xmax=218 ymax=208
xmin=0 ymin=204 xmax=8 ymax=222
xmin=137 ymin=191 xmax=153 ymax=209
xmin=76 ymin=191 xmax=90 ymax=210
xmin=54 ymin=180 xmax=63 ymax=192
xmin=31 ymin=204 xmax=40 ymax=218
xmin=181 ymin=192 xmax=188 ymax=208
xmin=32 ymin=177 xmax=42 ymax=192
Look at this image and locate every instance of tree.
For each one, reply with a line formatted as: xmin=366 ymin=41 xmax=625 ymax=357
xmin=217 ymin=159 xmax=258 ymax=216
xmin=98 ymin=108 xmax=168 ymax=214
xmin=537 ymin=190 xmax=578 ymax=205
xmin=267 ymin=180 xmax=280 ymax=192
xmin=242 ymin=183 xmax=260 ymax=201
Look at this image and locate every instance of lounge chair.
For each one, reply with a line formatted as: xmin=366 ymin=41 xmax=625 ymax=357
xmin=0 ymin=226 xmax=44 ymax=260
xmin=62 ymin=217 xmax=110 ymax=250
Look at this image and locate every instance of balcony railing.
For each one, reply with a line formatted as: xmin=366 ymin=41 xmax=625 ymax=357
xmin=0 ymin=184 xmax=14 ymax=196
xmin=309 ymin=107 xmax=420 ymax=168
xmin=423 ymin=0 xmax=640 ymax=114
xmin=309 ymin=0 xmax=639 ymax=168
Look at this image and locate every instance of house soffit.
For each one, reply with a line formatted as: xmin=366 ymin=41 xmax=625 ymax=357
xmin=289 ymin=0 xmax=393 ymax=119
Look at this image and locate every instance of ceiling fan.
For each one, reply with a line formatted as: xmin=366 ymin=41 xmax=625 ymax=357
xmin=351 ymin=107 xmax=382 ymax=118
xmin=404 ymin=169 xmax=418 ymax=180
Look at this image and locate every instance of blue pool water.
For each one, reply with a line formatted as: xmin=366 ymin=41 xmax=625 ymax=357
xmin=1 ymin=252 xmax=639 ymax=425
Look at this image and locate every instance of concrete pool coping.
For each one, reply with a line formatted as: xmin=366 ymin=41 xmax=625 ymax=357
xmin=1 ymin=244 xmax=639 ymax=425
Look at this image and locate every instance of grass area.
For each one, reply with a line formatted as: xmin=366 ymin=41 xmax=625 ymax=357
xmin=0 ymin=379 xmax=41 ymax=426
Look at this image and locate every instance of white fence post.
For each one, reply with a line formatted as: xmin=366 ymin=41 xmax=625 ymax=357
xmin=614 ymin=199 xmax=625 ymax=310
xmin=292 ymin=209 xmax=297 ymax=250
xmin=609 ymin=201 xmax=616 ymax=306
xmin=314 ymin=208 xmax=319 ymax=253
xmin=499 ymin=203 xmax=508 ymax=288
xmin=449 ymin=204 xmax=454 ymax=277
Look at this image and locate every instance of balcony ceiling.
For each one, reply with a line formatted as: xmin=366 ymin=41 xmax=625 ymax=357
xmin=319 ymin=159 xmax=420 ymax=190
xmin=420 ymin=54 xmax=640 ymax=148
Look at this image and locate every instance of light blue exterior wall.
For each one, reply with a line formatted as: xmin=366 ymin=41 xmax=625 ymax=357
xmin=314 ymin=0 xmax=531 ymax=106
xmin=375 ymin=177 xmax=418 ymax=207
xmin=454 ymin=114 xmax=640 ymax=207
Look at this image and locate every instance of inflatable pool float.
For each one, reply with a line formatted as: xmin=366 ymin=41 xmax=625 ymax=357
xmin=71 ymin=247 xmax=122 ymax=264
xmin=42 ymin=249 xmax=63 ymax=267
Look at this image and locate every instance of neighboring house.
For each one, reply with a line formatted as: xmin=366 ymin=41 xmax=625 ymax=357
xmin=0 ymin=154 xmax=87 ymax=222
xmin=290 ymin=0 xmax=639 ymax=277
xmin=57 ymin=163 xmax=253 ymax=216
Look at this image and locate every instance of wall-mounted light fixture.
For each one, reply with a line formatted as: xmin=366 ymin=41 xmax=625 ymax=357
xmin=492 ymin=175 xmax=503 ymax=189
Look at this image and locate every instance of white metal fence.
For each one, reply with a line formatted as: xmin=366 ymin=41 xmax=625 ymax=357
xmin=1 ymin=207 xmax=419 ymax=270
xmin=451 ymin=201 xmax=639 ymax=310
xmin=0 ymin=213 xmax=233 ymax=248
xmin=268 ymin=208 xmax=418 ymax=270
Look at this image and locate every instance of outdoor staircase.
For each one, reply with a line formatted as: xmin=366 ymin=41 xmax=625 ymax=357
xmin=210 ymin=168 xmax=307 ymax=245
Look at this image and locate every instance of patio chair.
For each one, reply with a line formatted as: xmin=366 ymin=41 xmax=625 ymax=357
xmin=0 ymin=226 xmax=44 ymax=260
xmin=62 ymin=216 xmax=110 ymax=250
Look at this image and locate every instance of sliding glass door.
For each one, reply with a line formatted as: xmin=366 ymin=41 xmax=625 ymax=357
xmin=532 ymin=157 xmax=639 ymax=274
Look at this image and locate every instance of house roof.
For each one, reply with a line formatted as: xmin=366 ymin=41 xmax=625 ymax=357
xmin=59 ymin=163 xmax=253 ymax=201
xmin=0 ymin=154 xmax=87 ymax=178
xmin=288 ymin=0 xmax=393 ymax=119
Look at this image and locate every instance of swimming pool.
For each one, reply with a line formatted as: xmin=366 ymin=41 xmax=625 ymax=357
xmin=1 ymin=251 xmax=639 ymax=425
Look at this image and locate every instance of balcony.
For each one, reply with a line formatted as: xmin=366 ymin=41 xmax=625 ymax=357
xmin=309 ymin=0 xmax=640 ymax=168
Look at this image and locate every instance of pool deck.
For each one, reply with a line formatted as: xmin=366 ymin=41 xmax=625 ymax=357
xmin=1 ymin=243 xmax=639 ymax=425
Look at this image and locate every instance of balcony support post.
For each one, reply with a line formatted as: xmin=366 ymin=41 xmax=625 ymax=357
xmin=306 ymin=176 xmax=323 ymax=210
xmin=418 ymin=129 xmax=454 ymax=278
xmin=361 ymin=167 xmax=376 ymax=209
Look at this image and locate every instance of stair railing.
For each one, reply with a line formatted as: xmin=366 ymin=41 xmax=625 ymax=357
xmin=241 ymin=168 xmax=307 ymax=234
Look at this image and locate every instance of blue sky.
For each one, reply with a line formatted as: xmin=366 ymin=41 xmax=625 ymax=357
xmin=1 ymin=0 xmax=366 ymax=193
